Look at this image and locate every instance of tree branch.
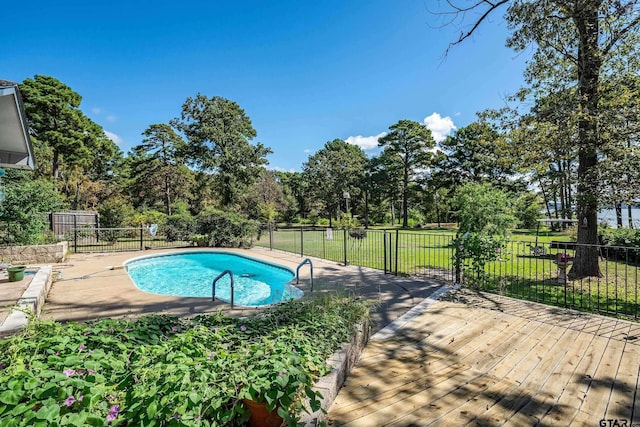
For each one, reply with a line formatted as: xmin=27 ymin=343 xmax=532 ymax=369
xmin=603 ymin=14 xmax=640 ymax=55
xmin=444 ymin=0 xmax=510 ymax=54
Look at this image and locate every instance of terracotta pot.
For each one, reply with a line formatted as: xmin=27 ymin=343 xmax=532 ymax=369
xmin=242 ymin=399 xmax=283 ymax=427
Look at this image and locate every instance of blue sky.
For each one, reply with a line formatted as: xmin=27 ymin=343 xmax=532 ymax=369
xmin=2 ymin=0 xmax=530 ymax=172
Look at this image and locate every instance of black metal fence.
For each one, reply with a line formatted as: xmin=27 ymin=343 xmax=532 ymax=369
xmin=256 ymin=226 xmax=640 ymax=320
xmin=67 ymin=226 xmax=193 ymax=253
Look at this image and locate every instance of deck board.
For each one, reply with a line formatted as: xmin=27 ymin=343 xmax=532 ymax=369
xmin=327 ymin=292 xmax=640 ymax=427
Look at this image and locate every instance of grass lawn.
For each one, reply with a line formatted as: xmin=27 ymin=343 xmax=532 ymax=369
xmin=257 ymin=227 xmax=640 ymax=320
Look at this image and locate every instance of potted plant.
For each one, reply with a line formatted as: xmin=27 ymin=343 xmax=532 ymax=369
xmin=7 ymin=265 xmax=26 ymax=282
xmin=235 ymin=322 xmax=326 ymax=426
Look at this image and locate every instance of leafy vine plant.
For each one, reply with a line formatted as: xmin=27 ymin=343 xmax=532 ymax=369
xmin=453 ymin=232 xmax=507 ymax=288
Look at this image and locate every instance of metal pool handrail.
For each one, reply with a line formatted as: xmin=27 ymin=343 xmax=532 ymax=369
xmin=212 ymin=270 xmax=234 ymax=308
xmin=296 ymin=258 xmax=314 ymax=292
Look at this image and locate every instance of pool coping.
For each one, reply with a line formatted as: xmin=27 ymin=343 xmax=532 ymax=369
xmin=0 ymin=266 xmax=53 ymax=338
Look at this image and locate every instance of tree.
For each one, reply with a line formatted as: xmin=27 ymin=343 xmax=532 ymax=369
xmin=378 ymin=120 xmax=435 ymax=228
xmin=302 ymin=139 xmax=367 ymax=227
xmin=129 ymin=124 xmax=191 ymax=216
xmin=435 ymin=121 xmax=518 ymax=192
xmin=171 ymin=95 xmax=271 ymax=208
xmin=244 ymin=170 xmax=294 ymax=223
xmin=20 ymin=75 xmax=119 ymax=181
xmin=274 ymin=171 xmax=310 ymax=221
xmin=438 ymin=0 xmax=640 ymax=278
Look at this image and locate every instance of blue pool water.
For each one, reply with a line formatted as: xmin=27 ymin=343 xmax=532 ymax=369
xmin=124 ymin=251 xmax=301 ymax=307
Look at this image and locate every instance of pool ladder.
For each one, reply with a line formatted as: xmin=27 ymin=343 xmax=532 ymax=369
xmin=296 ymin=258 xmax=314 ymax=292
xmin=212 ymin=270 xmax=235 ymax=308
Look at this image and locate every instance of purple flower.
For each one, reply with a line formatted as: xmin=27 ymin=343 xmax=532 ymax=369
xmin=106 ymin=404 xmax=120 ymax=422
xmin=63 ymin=396 xmax=75 ymax=407
xmin=279 ymin=371 xmax=286 ymax=376
xmin=63 ymin=369 xmax=76 ymax=376
xmin=208 ymin=353 xmax=214 ymax=360
xmin=213 ymin=327 xmax=220 ymax=333
xmin=292 ymin=348 xmax=297 ymax=354
xmin=240 ymin=325 xmax=247 ymax=331
xmin=88 ymin=369 xmax=95 ymax=375
xmin=171 ymin=326 xmax=178 ymax=332
xmin=79 ymin=344 xmax=86 ymax=351
xmin=78 ymin=395 xmax=84 ymax=402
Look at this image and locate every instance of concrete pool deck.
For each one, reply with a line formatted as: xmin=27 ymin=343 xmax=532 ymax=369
xmin=37 ymin=247 xmax=447 ymax=330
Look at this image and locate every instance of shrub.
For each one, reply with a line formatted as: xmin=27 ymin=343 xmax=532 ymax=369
xmin=0 ymin=296 xmax=369 ymax=426
xmin=197 ymin=209 xmax=260 ymax=248
xmin=164 ymin=213 xmax=196 ymax=242
xmin=453 ymin=182 xmax=515 ymax=236
xmin=453 ymin=232 xmax=506 ymax=288
xmin=513 ymin=192 xmax=543 ymax=229
xmin=0 ymin=177 xmax=63 ymax=245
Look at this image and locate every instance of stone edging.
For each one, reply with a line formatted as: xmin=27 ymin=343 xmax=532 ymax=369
xmin=298 ymin=318 xmax=371 ymax=426
xmin=0 ymin=266 xmax=53 ymax=338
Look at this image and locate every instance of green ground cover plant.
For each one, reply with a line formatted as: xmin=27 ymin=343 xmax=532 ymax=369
xmin=0 ymin=296 xmax=369 ymax=427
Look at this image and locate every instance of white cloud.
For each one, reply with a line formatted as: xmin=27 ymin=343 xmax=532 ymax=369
xmin=303 ymin=149 xmax=311 ymax=153
xmin=344 ymin=132 xmax=387 ymax=150
xmin=104 ymin=130 xmax=124 ymax=146
xmin=106 ymin=114 xmax=117 ymax=123
xmin=423 ymin=112 xmax=456 ymax=143
xmin=269 ymin=166 xmax=296 ymax=173
xmin=91 ymin=107 xmax=103 ymax=114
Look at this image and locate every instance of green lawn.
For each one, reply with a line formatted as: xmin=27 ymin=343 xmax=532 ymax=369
xmin=257 ymin=227 xmax=640 ymax=320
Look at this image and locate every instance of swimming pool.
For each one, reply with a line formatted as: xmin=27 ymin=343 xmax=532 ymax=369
xmin=124 ymin=251 xmax=302 ymax=306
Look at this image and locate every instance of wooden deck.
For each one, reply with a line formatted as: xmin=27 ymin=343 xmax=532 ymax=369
xmin=328 ymin=291 xmax=640 ymax=426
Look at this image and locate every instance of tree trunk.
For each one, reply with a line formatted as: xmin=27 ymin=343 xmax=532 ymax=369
xmin=615 ymin=203 xmax=623 ymax=228
xmin=53 ymin=149 xmax=60 ymax=180
xmin=364 ymin=188 xmax=369 ymax=229
xmin=164 ymin=174 xmax=172 ymax=216
xmin=390 ymin=200 xmax=395 ymax=226
xmin=565 ymin=159 xmax=573 ymax=219
xmin=568 ymin=5 xmax=602 ymax=279
xmin=629 ymin=204 xmax=634 ymax=229
xmin=558 ymin=161 xmax=567 ymax=222
xmin=402 ymin=166 xmax=409 ymax=228
xmin=539 ymin=177 xmax=553 ymax=220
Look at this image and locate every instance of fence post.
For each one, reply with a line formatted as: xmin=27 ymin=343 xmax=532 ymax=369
xmin=73 ymin=215 xmax=78 ymax=253
xmin=269 ymin=223 xmax=273 ymax=250
xmin=383 ymin=232 xmax=388 ymax=274
xmin=454 ymin=233 xmax=461 ymax=284
xmin=300 ymin=226 xmax=304 ymax=256
xmin=140 ymin=225 xmax=144 ymax=250
xmin=322 ymin=227 xmax=326 ymax=260
xmin=394 ymin=229 xmax=399 ymax=276
xmin=343 ymin=228 xmax=348 ymax=266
